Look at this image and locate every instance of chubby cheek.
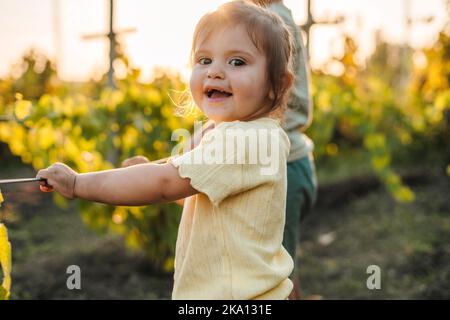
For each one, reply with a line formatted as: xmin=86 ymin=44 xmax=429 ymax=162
xmin=236 ymin=77 xmax=268 ymax=105
xmin=189 ymin=71 xmax=204 ymax=107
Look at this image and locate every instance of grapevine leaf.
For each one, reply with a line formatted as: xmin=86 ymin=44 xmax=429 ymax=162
xmin=0 ymin=223 xmax=12 ymax=299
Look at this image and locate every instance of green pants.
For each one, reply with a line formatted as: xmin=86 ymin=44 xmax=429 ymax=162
xmin=283 ymin=154 xmax=317 ymax=279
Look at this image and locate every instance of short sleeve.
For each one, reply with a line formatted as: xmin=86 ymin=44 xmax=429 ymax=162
xmin=169 ymin=121 xmax=289 ymax=206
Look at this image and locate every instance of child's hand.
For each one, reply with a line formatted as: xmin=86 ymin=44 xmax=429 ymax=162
xmin=36 ymin=162 xmax=78 ymax=199
xmin=121 ymin=156 xmax=150 ymax=168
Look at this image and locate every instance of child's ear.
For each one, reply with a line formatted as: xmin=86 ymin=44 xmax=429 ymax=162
xmin=268 ymin=73 xmax=293 ymax=100
xmin=268 ymin=87 xmax=275 ymax=100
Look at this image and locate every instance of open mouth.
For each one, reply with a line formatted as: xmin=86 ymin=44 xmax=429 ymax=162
xmin=205 ymin=88 xmax=233 ymax=99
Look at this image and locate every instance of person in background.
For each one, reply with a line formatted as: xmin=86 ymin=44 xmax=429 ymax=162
xmin=250 ymin=0 xmax=318 ymax=300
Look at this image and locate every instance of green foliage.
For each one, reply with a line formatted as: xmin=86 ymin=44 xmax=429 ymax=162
xmin=0 ymin=218 xmax=12 ymax=300
xmin=0 ymin=190 xmax=12 ymax=300
xmin=0 ymin=70 xmax=193 ymax=271
xmin=0 ymin=50 xmax=61 ymax=106
xmin=309 ymin=33 xmax=449 ymax=202
xmin=408 ymin=31 xmax=450 ymax=164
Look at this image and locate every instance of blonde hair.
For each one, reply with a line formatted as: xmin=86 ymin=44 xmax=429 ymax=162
xmin=189 ymin=0 xmax=294 ymax=118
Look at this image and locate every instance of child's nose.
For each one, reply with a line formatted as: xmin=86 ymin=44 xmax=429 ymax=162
xmin=206 ymin=63 xmax=225 ymax=79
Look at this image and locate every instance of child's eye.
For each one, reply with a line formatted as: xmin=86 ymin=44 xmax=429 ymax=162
xmin=198 ymin=58 xmax=212 ymax=65
xmin=229 ymin=58 xmax=246 ymax=67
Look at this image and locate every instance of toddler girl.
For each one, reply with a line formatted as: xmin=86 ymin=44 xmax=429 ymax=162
xmin=37 ymin=0 xmax=295 ymax=300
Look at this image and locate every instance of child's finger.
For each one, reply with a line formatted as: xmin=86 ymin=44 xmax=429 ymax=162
xmin=121 ymin=159 xmax=132 ymax=168
xmin=39 ymin=185 xmax=54 ymax=192
xmin=36 ymin=168 xmax=49 ymax=182
xmin=39 ymin=179 xmax=52 ymax=187
xmin=121 ymin=156 xmax=149 ymax=168
xmin=36 ymin=168 xmax=54 ymax=191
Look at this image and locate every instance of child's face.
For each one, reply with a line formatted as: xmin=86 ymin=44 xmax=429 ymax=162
xmin=190 ymin=24 xmax=272 ymax=123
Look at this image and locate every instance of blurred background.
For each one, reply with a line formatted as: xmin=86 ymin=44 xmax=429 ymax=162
xmin=0 ymin=0 xmax=448 ymax=299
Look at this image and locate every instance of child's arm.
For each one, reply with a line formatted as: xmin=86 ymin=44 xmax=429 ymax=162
xmin=36 ymin=162 xmax=197 ymax=206
xmin=121 ymin=156 xmax=185 ymax=206
xmin=119 ymin=120 xmax=215 ymax=206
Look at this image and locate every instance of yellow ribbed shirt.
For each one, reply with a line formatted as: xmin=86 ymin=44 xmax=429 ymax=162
xmin=169 ymin=117 xmax=293 ymax=300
